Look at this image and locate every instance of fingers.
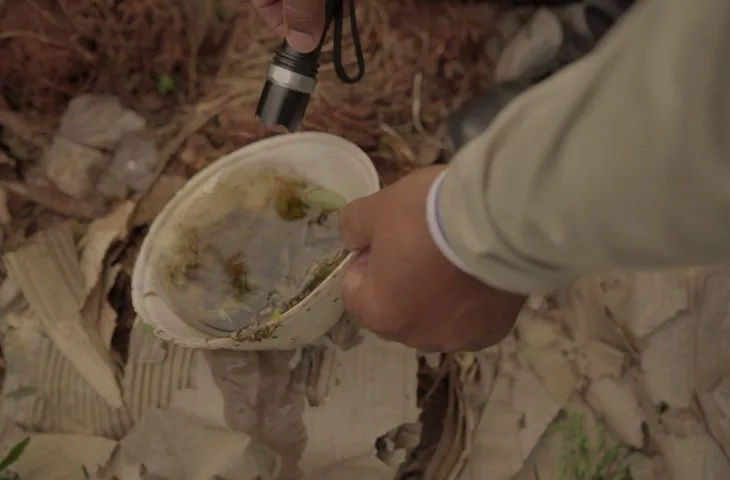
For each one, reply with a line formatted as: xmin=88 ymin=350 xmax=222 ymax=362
xmin=341 ymin=251 xmax=393 ymax=337
xmin=282 ymin=0 xmax=326 ymax=52
xmin=251 ymin=0 xmax=286 ymax=36
xmin=339 ymin=193 xmax=378 ymax=251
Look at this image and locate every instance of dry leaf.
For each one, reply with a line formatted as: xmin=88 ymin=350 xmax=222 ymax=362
xmin=640 ymin=313 xmax=696 ymax=408
xmin=660 ymin=414 xmax=730 ymax=480
xmin=629 ymin=270 xmax=691 ymax=338
xmin=0 ymin=186 xmax=10 ymax=224
xmin=3 ymin=223 xmax=123 ymax=407
xmin=0 ymin=276 xmax=21 ymax=312
xmin=585 ymin=376 xmax=645 ymax=448
xmin=79 ymin=200 xmax=136 ymax=297
xmin=0 ymin=179 xmax=105 ymax=219
xmin=574 ymin=341 xmax=627 ymax=381
xmin=133 ymin=174 xmax=187 ymax=225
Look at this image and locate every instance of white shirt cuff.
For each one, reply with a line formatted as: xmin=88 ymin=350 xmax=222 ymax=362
xmin=426 ymin=169 xmax=471 ymax=274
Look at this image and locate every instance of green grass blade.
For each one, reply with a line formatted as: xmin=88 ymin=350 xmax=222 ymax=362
xmin=0 ymin=437 xmax=30 ymax=471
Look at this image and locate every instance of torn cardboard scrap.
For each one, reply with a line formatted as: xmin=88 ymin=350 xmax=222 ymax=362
xmin=1 ymin=311 xmax=196 ymax=439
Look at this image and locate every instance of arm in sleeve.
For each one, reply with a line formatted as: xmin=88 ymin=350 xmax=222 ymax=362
xmin=428 ymin=0 xmax=730 ymax=295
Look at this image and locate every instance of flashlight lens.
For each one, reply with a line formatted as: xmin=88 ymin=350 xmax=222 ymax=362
xmin=255 ymin=80 xmax=311 ymax=132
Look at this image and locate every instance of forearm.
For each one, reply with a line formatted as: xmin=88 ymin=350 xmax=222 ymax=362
xmin=430 ymin=0 xmax=730 ymax=295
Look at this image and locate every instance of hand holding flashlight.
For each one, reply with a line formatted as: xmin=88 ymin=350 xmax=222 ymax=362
xmin=251 ymin=0 xmax=330 ymax=53
xmin=253 ymin=0 xmax=365 ymax=131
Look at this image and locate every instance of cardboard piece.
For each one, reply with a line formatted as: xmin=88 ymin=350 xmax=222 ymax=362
xmin=1 ymin=311 xmax=196 ymax=439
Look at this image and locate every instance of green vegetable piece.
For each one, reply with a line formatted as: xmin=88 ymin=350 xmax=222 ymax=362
xmin=302 ymin=188 xmax=348 ymax=212
xmin=274 ymin=182 xmax=309 ymax=220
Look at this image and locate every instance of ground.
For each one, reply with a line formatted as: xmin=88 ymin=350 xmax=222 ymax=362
xmin=1 ymin=1 xmax=729 ymax=479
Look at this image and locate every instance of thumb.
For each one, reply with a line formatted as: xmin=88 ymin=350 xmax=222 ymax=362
xmin=339 ymin=193 xmax=378 ymax=251
xmin=283 ymin=0 xmax=325 ymax=53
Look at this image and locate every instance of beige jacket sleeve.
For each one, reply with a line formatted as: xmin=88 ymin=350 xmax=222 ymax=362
xmin=434 ymin=0 xmax=730 ymax=295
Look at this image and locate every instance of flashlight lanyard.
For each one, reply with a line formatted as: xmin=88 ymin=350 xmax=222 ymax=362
xmin=322 ymin=0 xmax=365 ymax=84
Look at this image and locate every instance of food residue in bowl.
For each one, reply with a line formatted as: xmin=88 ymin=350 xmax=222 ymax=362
xmin=159 ymin=167 xmax=347 ymax=338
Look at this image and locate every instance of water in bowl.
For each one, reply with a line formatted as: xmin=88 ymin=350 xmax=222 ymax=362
xmin=158 ymin=167 xmax=347 ymax=336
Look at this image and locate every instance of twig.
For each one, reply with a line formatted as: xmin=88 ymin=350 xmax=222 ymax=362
xmin=412 ymin=71 xmax=426 ymax=134
xmin=0 ymin=31 xmax=96 ymax=62
xmin=128 ymin=91 xmax=245 ymax=227
xmin=0 ymin=180 xmax=104 ymax=219
xmin=379 ymin=123 xmax=417 ymax=165
xmin=0 ymin=109 xmax=48 ymax=148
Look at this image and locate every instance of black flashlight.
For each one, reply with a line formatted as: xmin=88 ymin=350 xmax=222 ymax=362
xmin=255 ymin=0 xmax=365 ymax=131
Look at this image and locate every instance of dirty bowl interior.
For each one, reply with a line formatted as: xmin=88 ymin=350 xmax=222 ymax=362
xmin=131 ymin=132 xmax=380 ymax=350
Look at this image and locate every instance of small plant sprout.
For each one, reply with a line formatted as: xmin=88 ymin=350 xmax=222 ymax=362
xmin=554 ymin=411 xmax=632 ymax=480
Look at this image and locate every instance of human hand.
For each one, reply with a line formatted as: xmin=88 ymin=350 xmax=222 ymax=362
xmin=250 ymin=0 xmax=327 ymax=53
xmin=338 ymin=166 xmax=527 ymax=352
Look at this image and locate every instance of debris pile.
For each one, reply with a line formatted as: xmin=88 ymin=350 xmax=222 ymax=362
xmin=413 ymin=268 xmax=730 ymax=480
xmin=1 ymin=3 xmax=728 ymax=480
xmin=0 ymin=96 xmax=420 ymax=479
xmin=0 ymin=0 xmax=528 ymax=179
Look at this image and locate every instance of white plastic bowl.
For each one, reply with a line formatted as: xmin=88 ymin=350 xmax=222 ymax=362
xmin=131 ymin=132 xmax=379 ymax=350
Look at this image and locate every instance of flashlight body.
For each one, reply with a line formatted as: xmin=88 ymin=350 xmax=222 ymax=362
xmin=256 ymin=44 xmax=320 ymax=131
xmin=255 ymin=0 xmax=354 ymax=131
